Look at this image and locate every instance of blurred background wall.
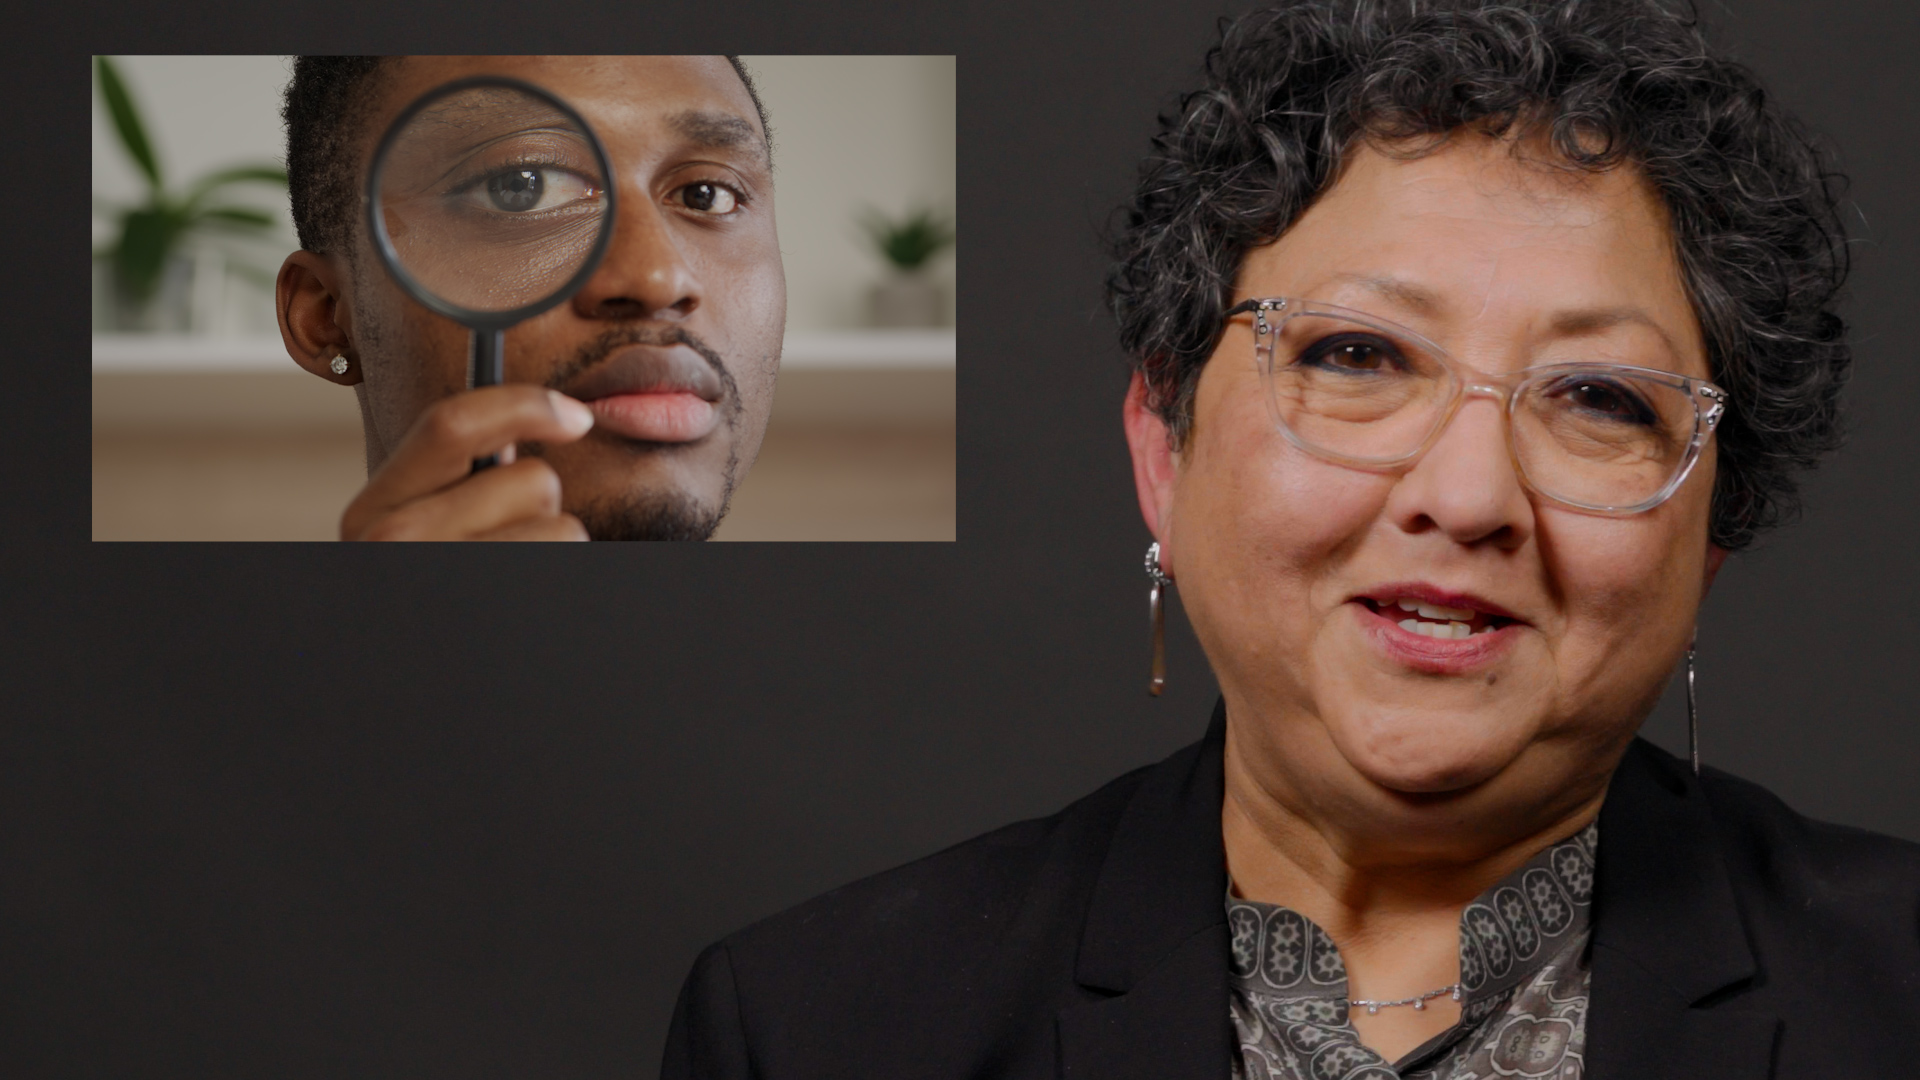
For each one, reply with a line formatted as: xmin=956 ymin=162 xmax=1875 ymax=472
xmin=91 ymin=56 xmax=956 ymax=540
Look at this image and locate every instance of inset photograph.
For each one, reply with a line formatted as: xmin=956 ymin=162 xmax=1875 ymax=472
xmin=92 ymin=55 xmax=955 ymax=540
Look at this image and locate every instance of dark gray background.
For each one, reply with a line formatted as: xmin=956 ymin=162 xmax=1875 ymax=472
xmin=17 ymin=0 xmax=1918 ymax=1076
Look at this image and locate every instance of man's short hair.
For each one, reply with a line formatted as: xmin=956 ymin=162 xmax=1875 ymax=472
xmin=282 ymin=56 xmax=772 ymax=260
xmin=1105 ymin=0 xmax=1851 ymax=553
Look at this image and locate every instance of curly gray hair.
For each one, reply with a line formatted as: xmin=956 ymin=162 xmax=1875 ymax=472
xmin=1106 ymin=0 xmax=1851 ymax=551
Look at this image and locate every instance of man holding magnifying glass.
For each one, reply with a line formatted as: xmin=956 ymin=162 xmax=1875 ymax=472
xmin=275 ymin=55 xmax=782 ymax=540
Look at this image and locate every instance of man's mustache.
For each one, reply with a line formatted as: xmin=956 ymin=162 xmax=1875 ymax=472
xmin=545 ymin=325 xmax=735 ymax=400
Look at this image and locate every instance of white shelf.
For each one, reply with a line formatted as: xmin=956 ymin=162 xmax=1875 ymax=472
xmin=777 ymin=330 xmax=955 ymax=369
xmin=91 ymin=329 xmax=956 ymax=373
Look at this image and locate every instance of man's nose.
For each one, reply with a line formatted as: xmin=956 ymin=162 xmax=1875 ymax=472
xmin=1381 ymin=393 xmax=1535 ymax=550
xmin=570 ymin=191 xmax=704 ymax=321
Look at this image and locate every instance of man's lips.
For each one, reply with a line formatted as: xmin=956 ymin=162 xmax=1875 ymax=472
xmin=560 ymin=345 xmax=724 ymax=444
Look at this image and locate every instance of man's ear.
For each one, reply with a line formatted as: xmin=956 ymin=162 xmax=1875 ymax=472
xmin=277 ymin=249 xmax=361 ymax=386
xmin=1701 ymin=543 xmax=1729 ymax=600
xmin=1124 ymin=369 xmax=1181 ymax=572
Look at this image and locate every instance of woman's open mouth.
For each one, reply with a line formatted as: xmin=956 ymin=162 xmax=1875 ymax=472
xmin=1358 ymin=596 xmax=1519 ymax=640
xmin=1349 ymin=587 xmax=1527 ymax=674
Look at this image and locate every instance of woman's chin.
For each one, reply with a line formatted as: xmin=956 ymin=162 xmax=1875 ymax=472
xmin=1325 ymin=710 xmax=1534 ymax=796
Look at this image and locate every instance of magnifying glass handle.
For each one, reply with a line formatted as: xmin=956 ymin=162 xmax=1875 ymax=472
xmin=469 ymin=327 xmax=507 ymax=473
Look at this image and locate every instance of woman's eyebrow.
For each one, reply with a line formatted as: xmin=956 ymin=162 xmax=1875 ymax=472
xmin=1330 ymin=272 xmax=1682 ymax=352
xmin=1548 ymin=306 xmax=1678 ymax=352
xmin=667 ymin=109 xmax=767 ymax=165
xmin=1329 ymin=272 xmax=1445 ymax=316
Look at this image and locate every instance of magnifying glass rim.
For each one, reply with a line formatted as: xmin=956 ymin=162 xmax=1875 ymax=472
xmin=364 ymin=73 xmax=619 ymax=331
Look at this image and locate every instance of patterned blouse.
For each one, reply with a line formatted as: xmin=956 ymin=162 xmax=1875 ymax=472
xmin=1227 ymin=822 xmax=1597 ymax=1080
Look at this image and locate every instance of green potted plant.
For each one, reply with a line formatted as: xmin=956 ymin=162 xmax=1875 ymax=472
xmin=92 ymin=55 xmax=289 ymax=332
xmin=858 ymin=206 xmax=955 ymax=328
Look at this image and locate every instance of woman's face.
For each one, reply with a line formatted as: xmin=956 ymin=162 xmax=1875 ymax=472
xmin=1129 ymin=132 xmax=1724 ymax=838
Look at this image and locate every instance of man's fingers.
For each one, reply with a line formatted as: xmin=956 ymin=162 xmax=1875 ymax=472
xmin=473 ymin=513 xmax=591 ymax=542
xmin=346 ymin=387 xmax=593 ymax=531
xmin=348 ymin=458 xmax=567 ymax=541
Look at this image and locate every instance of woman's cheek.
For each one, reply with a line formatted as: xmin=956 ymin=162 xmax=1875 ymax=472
xmin=1540 ymin=507 xmax=1700 ymax=705
xmin=1177 ymin=416 xmax=1381 ymax=674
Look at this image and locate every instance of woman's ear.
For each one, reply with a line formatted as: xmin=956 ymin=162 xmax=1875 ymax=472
xmin=1124 ymin=369 xmax=1180 ymax=566
xmin=1701 ymin=543 xmax=1729 ymax=600
xmin=277 ymin=250 xmax=361 ymax=386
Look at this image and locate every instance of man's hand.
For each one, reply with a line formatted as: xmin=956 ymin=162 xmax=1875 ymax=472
xmin=342 ymin=387 xmax=597 ymax=541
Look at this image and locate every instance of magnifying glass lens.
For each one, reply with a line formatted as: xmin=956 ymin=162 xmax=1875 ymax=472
xmin=373 ymin=86 xmax=610 ymax=314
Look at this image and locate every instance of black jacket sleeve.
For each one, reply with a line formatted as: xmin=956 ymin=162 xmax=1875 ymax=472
xmin=661 ymin=942 xmax=753 ymax=1080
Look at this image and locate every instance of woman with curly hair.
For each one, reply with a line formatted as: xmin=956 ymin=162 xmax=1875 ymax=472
xmin=664 ymin=3 xmax=1920 ymax=1076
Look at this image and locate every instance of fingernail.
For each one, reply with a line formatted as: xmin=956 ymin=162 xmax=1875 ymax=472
xmin=548 ymin=390 xmax=595 ymax=435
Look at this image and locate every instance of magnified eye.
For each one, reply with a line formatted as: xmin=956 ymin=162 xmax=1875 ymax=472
xmin=678 ymin=181 xmax=740 ymax=215
xmin=461 ymin=167 xmax=599 ymax=214
xmin=488 ymin=169 xmax=543 ymax=211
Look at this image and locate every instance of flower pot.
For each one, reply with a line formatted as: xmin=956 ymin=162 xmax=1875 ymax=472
xmin=869 ymin=273 xmax=944 ymax=328
xmin=99 ymin=252 xmax=196 ymax=333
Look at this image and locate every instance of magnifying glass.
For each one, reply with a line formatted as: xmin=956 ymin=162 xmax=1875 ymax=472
xmin=367 ymin=75 xmax=617 ymax=470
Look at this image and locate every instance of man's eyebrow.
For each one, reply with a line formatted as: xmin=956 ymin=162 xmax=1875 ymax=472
xmin=669 ymin=109 xmax=766 ymax=164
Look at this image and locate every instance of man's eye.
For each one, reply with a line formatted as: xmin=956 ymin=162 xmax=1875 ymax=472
xmin=461 ymin=167 xmax=599 ymax=214
xmin=678 ymin=181 xmax=740 ymax=215
xmin=488 ymin=169 xmax=544 ymax=211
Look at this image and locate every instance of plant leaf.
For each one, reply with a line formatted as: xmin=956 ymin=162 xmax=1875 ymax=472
xmin=858 ymin=205 xmax=956 ymax=271
xmin=114 ymin=206 xmax=189 ymax=302
xmin=185 ymin=165 xmax=289 ymax=209
xmin=222 ymin=261 xmax=282 ymax=289
xmin=195 ymin=206 xmax=278 ymax=230
xmin=95 ymin=56 xmax=162 ymax=191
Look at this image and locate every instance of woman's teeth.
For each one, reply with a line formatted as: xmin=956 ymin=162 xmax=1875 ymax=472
xmin=1397 ymin=618 xmax=1485 ymax=639
xmin=1382 ymin=598 xmax=1495 ymax=639
xmin=1393 ymin=598 xmax=1475 ymax=621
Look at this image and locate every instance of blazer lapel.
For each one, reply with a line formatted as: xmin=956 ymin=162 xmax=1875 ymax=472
xmin=1053 ymin=719 xmax=1782 ymax=1079
xmin=1056 ymin=701 xmax=1232 ymax=1080
xmin=1587 ymin=740 xmax=1780 ymax=1080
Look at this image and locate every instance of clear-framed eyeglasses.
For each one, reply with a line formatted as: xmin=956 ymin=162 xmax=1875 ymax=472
xmin=1222 ymin=297 xmax=1729 ymax=515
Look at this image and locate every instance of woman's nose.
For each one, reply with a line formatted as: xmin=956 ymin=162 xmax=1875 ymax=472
xmin=570 ymin=192 xmax=704 ymax=321
xmin=1382 ymin=394 xmax=1535 ymax=550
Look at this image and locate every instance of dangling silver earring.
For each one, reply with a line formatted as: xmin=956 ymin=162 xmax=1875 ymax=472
xmin=1685 ymin=634 xmax=1700 ymax=776
xmin=328 ymin=351 xmax=350 ymax=376
xmin=1145 ymin=542 xmax=1173 ymax=696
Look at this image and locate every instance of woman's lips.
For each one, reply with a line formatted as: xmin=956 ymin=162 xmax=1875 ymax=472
xmin=1351 ymin=600 xmax=1521 ymax=675
xmin=587 ymin=391 xmax=718 ymax=443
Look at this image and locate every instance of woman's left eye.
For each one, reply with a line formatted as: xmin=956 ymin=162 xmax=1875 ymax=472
xmin=677 ymin=181 xmax=741 ymax=215
xmin=1557 ymin=378 xmax=1657 ymax=425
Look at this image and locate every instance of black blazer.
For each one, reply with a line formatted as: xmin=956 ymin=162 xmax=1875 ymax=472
xmin=663 ymin=703 xmax=1920 ymax=1078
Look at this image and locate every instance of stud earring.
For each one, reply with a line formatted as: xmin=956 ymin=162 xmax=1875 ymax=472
xmin=329 ymin=351 xmax=350 ymax=376
xmin=1145 ymin=542 xmax=1173 ymax=696
xmin=1686 ymin=633 xmax=1700 ymax=776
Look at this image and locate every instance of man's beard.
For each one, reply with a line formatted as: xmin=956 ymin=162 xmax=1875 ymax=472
xmin=572 ymin=487 xmax=731 ymax=541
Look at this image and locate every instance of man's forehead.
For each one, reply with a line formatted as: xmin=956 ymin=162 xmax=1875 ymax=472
xmin=370 ymin=56 xmax=764 ymax=159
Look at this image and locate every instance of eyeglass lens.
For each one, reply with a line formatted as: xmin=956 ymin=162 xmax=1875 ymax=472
xmin=1259 ymin=313 xmax=1702 ymax=509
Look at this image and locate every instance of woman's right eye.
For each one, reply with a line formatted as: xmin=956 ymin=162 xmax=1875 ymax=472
xmin=1299 ymin=334 xmax=1402 ymax=373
